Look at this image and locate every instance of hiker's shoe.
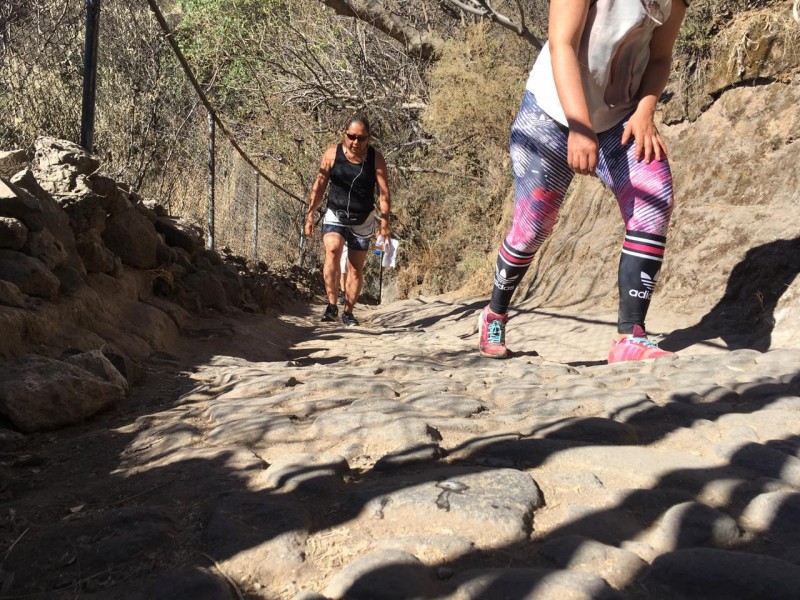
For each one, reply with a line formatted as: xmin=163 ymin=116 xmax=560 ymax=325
xmin=321 ymin=303 xmax=338 ymax=322
xmin=478 ymin=306 xmax=508 ymax=359
xmin=342 ymin=311 xmax=359 ymax=327
xmin=608 ymin=325 xmax=673 ymax=363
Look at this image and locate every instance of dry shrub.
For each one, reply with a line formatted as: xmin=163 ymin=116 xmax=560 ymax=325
xmin=664 ymin=0 xmax=798 ymax=122
xmin=423 ymin=23 xmax=529 ymax=148
xmin=389 ymin=23 xmax=533 ymax=298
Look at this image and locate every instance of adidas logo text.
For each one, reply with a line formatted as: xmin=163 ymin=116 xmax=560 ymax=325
xmin=629 ymin=289 xmax=652 ymax=299
xmin=494 ymin=268 xmax=519 ymax=291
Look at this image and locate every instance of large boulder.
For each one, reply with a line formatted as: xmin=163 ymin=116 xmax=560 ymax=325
xmin=9 ymin=169 xmax=85 ymax=271
xmin=0 ymin=250 xmax=60 ymax=299
xmin=31 ymin=137 xmax=100 ymax=196
xmin=0 ymin=178 xmax=43 ymax=231
xmin=102 ymin=208 xmax=159 ymax=269
xmin=22 ymin=229 xmax=69 ymax=270
xmin=154 ymin=216 xmax=205 ymax=257
xmin=0 ymin=354 xmax=124 ymax=432
xmin=87 ymin=174 xmax=133 ymax=215
xmin=75 ymin=229 xmax=120 ymax=274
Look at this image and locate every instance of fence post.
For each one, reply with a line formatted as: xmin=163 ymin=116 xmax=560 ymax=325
xmin=207 ymin=112 xmax=215 ymax=250
xmin=80 ymin=0 xmax=101 ymax=152
xmin=252 ymin=174 xmax=259 ymax=259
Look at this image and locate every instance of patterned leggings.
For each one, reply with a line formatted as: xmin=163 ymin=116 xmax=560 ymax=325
xmin=490 ymin=92 xmax=675 ymax=334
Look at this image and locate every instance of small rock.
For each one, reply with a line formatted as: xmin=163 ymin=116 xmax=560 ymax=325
xmin=322 ymin=550 xmax=440 ymax=600
xmin=102 ymin=208 xmax=159 ymax=269
xmin=0 ymin=249 xmax=60 ymax=298
xmin=63 ymin=350 xmax=128 ymax=392
xmin=262 ymin=453 xmax=350 ymax=494
xmin=358 ymin=468 xmax=543 ymax=549
xmin=0 ymin=354 xmax=124 ymax=431
xmin=0 ymin=149 xmax=28 ymax=178
xmin=642 ymin=548 xmax=800 ymax=599
xmin=0 ymin=279 xmax=28 ymax=308
xmin=447 ymin=567 xmax=624 ymax=600
xmin=740 ymin=490 xmax=800 ymax=533
xmin=539 ymin=535 xmax=648 ymax=589
xmin=647 ymin=501 xmax=741 ymax=551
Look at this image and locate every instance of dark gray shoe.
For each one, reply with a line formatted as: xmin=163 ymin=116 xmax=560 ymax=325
xmin=342 ymin=311 xmax=359 ymax=327
xmin=321 ymin=303 xmax=338 ymax=322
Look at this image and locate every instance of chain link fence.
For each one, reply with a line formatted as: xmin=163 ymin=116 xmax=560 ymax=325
xmin=0 ymin=0 xmax=317 ymax=272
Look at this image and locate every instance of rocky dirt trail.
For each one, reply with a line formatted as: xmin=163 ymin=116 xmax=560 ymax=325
xmin=2 ymin=295 xmax=800 ymax=600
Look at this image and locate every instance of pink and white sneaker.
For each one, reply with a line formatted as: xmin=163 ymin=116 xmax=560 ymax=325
xmin=478 ymin=306 xmax=509 ymax=359
xmin=608 ymin=325 xmax=673 ymax=363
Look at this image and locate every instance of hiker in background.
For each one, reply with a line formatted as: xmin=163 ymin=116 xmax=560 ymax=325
xmin=305 ymin=115 xmax=391 ymax=327
xmin=478 ymin=0 xmax=688 ymax=362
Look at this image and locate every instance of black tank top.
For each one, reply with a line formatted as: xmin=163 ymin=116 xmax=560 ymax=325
xmin=327 ymin=144 xmax=376 ymax=220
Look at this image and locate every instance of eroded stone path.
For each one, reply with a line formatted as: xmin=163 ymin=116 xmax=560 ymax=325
xmin=2 ymin=297 xmax=800 ymax=599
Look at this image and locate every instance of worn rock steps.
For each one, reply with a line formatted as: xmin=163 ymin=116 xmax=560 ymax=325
xmin=3 ymin=299 xmax=800 ymax=599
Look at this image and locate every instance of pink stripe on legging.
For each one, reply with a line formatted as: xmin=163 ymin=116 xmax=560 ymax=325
xmin=623 ymin=241 xmax=664 ymax=256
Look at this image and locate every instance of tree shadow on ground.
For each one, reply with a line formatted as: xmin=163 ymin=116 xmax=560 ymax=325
xmin=3 ymin=289 xmax=800 ymax=600
xmin=3 ymin=351 xmax=799 ymax=599
xmin=661 ymin=237 xmax=800 ymax=353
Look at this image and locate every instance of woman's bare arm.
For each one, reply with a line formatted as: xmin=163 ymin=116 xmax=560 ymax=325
xmin=549 ymin=0 xmax=596 ymax=176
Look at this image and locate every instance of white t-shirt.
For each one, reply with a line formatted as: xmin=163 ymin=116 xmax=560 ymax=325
xmin=526 ymin=0 xmax=674 ymax=132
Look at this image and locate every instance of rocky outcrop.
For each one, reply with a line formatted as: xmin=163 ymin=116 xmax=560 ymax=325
xmin=0 ymin=354 xmax=125 ymax=432
xmin=0 ymin=137 xmax=264 ymax=432
xmin=662 ymin=6 xmax=799 ymax=123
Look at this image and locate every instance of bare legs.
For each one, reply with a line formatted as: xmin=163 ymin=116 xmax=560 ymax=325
xmin=323 ymin=232 xmax=367 ymax=312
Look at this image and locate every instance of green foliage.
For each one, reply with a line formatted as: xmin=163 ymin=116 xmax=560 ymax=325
xmin=177 ymin=0 xmax=280 ymax=111
xmin=676 ymin=15 xmax=714 ymax=58
xmin=423 ymin=24 xmax=528 ymax=148
xmin=384 ymin=23 xmax=533 ymax=296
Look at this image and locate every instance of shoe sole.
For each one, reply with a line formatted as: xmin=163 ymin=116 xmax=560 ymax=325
xmin=479 ymin=349 xmax=509 ymax=359
xmin=608 ymin=354 xmax=671 ymax=364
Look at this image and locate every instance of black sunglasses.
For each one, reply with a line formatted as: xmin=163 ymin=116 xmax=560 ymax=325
xmin=345 ymin=132 xmax=368 ymax=142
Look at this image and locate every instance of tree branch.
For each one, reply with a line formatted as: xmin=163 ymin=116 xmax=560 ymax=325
xmin=441 ymin=0 xmax=542 ymax=49
xmin=389 ymin=164 xmax=480 ymax=181
xmin=317 ymin=0 xmax=442 ymax=59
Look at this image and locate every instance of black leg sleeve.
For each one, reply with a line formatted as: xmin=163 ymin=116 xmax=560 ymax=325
xmin=617 ymin=230 xmax=667 ymax=334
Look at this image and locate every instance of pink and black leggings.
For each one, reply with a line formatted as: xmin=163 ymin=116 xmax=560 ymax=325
xmin=490 ymin=92 xmax=674 ymax=334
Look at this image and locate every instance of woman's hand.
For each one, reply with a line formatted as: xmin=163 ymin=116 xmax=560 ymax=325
xmin=379 ymin=228 xmax=391 ymax=249
xmin=567 ymin=126 xmax=599 ymax=176
xmin=622 ymin=105 xmax=667 ymax=163
xmin=304 ymin=214 xmax=315 ymax=237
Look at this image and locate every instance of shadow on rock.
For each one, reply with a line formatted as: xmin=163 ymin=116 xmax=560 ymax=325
xmin=662 ymin=237 xmax=800 ymax=353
